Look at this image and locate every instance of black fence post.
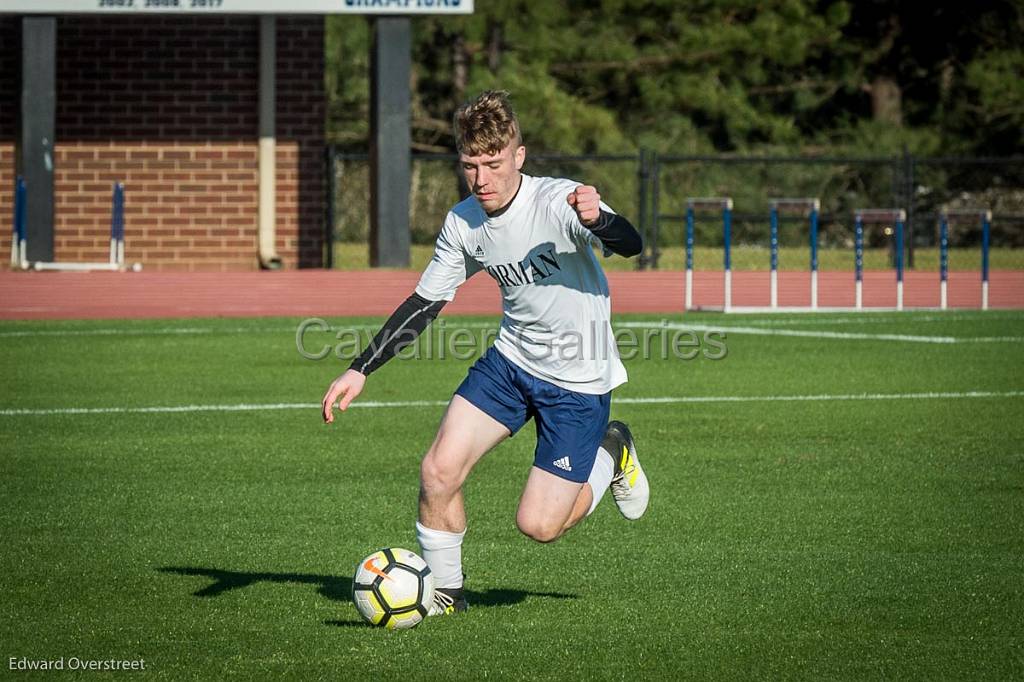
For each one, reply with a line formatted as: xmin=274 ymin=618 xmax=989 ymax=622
xmin=888 ymin=155 xmax=900 ymax=268
xmin=324 ymin=145 xmax=336 ymax=269
xmin=636 ymin=149 xmax=650 ymax=270
xmin=650 ymin=150 xmax=661 ymax=269
xmin=905 ymin=148 xmax=915 ymax=269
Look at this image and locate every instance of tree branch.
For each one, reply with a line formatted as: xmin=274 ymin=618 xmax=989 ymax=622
xmin=411 ymin=141 xmax=453 ymax=153
xmin=748 ymin=79 xmax=844 ymax=95
xmin=412 ymin=116 xmax=452 ymax=134
xmin=549 ymin=49 xmax=724 ymax=74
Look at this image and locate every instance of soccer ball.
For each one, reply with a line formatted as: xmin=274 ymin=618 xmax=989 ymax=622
xmin=352 ymin=547 xmax=434 ymax=629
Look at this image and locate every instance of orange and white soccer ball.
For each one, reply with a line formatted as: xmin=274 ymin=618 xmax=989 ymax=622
xmin=352 ymin=548 xmax=434 ymax=629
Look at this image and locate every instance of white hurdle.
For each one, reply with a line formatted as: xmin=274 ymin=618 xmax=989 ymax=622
xmin=685 ymin=197 xmax=733 ymax=311
xmin=939 ymin=209 xmax=992 ymax=311
xmin=769 ymin=198 xmax=820 ymax=310
xmin=854 ymin=209 xmax=907 ymax=310
xmin=27 ymin=183 xmax=136 ymax=272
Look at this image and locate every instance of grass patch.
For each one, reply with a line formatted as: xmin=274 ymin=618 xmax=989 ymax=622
xmin=2 ymin=312 xmax=1023 ymax=678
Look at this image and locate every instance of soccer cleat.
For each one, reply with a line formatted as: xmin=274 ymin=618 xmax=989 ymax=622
xmin=603 ymin=420 xmax=649 ymax=520
xmin=427 ymin=585 xmax=468 ymax=616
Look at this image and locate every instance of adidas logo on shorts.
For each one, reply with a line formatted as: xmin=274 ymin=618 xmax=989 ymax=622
xmin=552 ymin=456 xmax=572 ymax=472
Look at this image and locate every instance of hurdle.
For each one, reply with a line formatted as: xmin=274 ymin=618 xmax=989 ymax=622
xmin=939 ymin=209 xmax=992 ymax=310
xmin=769 ymin=198 xmax=820 ymax=309
xmin=685 ymin=197 xmax=733 ymax=311
xmin=854 ymin=209 xmax=906 ymax=310
xmin=28 ymin=182 xmax=135 ymax=272
xmin=9 ymin=176 xmax=27 ymax=269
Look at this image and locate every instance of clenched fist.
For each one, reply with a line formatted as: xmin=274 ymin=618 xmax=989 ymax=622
xmin=567 ymin=185 xmax=602 ymax=226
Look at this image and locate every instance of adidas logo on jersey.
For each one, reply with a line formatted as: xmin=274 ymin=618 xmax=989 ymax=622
xmin=552 ymin=456 xmax=572 ymax=472
xmin=474 ymin=245 xmax=485 ymax=257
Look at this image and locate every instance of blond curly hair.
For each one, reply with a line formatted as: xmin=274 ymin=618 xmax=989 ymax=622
xmin=453 ymin=90 xmax=522 ymax=156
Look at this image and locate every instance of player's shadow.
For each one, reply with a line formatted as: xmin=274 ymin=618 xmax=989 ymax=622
xmin=157 ymin=566 xmax=577 ymax=627
xmin=157 ymin=566 xmax=353 ymax=601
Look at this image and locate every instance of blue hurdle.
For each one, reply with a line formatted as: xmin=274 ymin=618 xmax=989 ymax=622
xmin=685 ymin=197 xmax=733 ymax=311
xmin=110 ymin=182 xmax=125 ymax=266
xmin=10 ymin=175 xmax=27 ymax=269
xmin=768 ymin=198 xmax=820 ymax=309
xmin=28 ymin=182 xmax=134 ymax=271
xmin=939 ymin=209 xmax=992 ymax=310
xmin=854 ymin=209 xmax=906 ymax=310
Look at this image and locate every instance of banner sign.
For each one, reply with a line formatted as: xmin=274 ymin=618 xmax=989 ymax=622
xmin=1 ymin=0 xmax=472 ymax=14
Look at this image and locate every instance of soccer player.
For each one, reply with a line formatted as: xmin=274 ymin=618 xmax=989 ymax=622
xmin=322 ymin=90 xmax=650 ymax=616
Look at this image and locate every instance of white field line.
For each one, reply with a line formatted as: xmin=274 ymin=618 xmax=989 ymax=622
xmin=1 ymin=319 xmax=1021 ymax=344
xmin=0 ymin=315 xmax=1017 ymax=339
xmin=3 ymin=309 xmax=1021 ymax=336
xmin=1 ymin=390 xmax=1021 ymax=417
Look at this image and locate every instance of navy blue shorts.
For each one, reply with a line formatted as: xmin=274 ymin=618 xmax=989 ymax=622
xmin=455 ymin=346 xmax=611 ymax=483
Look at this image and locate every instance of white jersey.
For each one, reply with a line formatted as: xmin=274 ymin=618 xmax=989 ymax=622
xmin=415 ymin=173 xmax=627 ymax=395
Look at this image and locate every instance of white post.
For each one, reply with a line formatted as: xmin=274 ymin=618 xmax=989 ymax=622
xmin=685 ymin=268 xmax=693 ymax=311
xmin=811 ymin=270 xmax=818 ymax=310
xmin=31 ymin=261 xmax=120 ymax=272
xmin=897 ymin=281 xmax=904 ymax=311
xmin=724 ymin=269 xmax=732 ymax=313
xmin=982 ymin=281 xmax=989 ymax=311
xmin=856 ymin=280 xmax=862 ymax=310
xmin=770 ymin=269 xmax=777 ymax=308
xmin=940 ymin=280 xmax=947 ymax=310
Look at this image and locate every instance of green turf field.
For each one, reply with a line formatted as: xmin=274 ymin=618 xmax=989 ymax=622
xmin=2 ymin=311 xmax=1023 ymax=679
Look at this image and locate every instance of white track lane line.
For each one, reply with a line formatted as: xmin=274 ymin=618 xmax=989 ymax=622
xmin=721 ymin=311 xmax=1024 ymax=327
xmin=615 ymin=321 xmax=1023 ymax=344
xmin=0 ymin=327 xmax=293 ymax=338
xmin=1 ymin=390 xmax=1020 ymax=417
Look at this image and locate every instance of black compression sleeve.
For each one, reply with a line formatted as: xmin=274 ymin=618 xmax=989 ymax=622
xmin=587 ymin=210 xmax=644 ymax=257
xmin=349 ymin=293 xmax=447 ymax=376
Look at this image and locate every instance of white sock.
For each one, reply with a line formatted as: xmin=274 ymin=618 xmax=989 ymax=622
xmin=587 ymin=446 xmax=615 ymax=515
xmin=416 ymin=521 xmax=465 ymax=589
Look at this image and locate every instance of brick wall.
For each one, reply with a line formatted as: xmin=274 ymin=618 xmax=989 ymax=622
xmin=1 ymin=15 xmax=324 ymax=271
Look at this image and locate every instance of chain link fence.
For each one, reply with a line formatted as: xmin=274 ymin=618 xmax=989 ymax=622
xmin=326 ymin=148 xmax=1024 ymax=271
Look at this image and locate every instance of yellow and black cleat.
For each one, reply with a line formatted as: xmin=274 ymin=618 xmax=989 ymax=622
xmin=603 ymin=420 xmax=650 ymax=520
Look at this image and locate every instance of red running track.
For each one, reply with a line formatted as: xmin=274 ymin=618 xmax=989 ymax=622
xmin=0 ymin=270 xmax=1021 ymax=320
